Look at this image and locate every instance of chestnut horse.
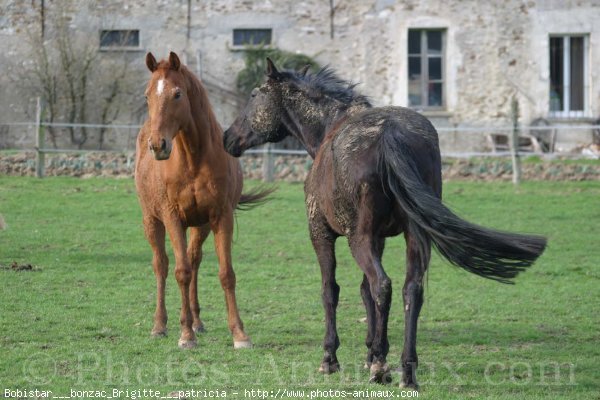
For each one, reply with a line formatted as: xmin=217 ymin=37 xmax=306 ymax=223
xmin=223 ymin=59 xmax=546 ymax=388
xmin=135 ymin=52 xmax=269 ymax=349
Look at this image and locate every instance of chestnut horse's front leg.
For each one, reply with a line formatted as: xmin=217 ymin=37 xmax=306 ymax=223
xmin=187 ymin=225 xmax=211 ymax=334
xmin=211 ymin=209 xmax=251 ymax=349
xmin=143 ymin=216 xmax=169 ymax=337
xmin=164 ymin=215 xmax=196 ymax=349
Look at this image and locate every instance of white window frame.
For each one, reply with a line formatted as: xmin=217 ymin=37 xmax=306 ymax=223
xmin=407 ymin=28 xmax=446 ymax=110
xmin=230 ymin=28 xmax=273 ymax=51
xmin=549 ymin=34 xmax=590 ymax=119
xmin=99 ymin=29 xmax=141 ymax=52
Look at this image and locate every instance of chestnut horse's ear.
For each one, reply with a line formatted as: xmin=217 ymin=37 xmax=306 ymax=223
xmin=146 ymin=52 xmax=158 ymax=72
xmin=299 ymin=64 xmax=310 ymax=77
xmin=266 ymin=57 xmax=280 ymax=79
xmin=169 ymin=52 xmax=181 ymax=71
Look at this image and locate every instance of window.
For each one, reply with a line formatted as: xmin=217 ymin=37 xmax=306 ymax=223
xmin=100 ymin=30 xmax=140 ymax=50
xmin=549 ymin=35 xmax=588 ymax=117
xmin=233 ymin=29 xmax=272 ymax=47
xmin=408 ymin=29 xmax=445 ymax=109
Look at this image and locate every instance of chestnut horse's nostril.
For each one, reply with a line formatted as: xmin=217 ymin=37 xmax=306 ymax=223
xmin=160 ymin=139 xmax=167 ymax=151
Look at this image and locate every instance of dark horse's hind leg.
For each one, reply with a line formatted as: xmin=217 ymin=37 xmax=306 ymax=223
xmin=360 ymin=274 xmax=376 ymax=368
xmin=350 ymin=233 xmax=391 ymax=384
xmin=310 ymin=219 xmax=340 ymax=374
xmin=399 ymin=231 xmax=429 ymax=389
xmin=360 ymin=240 xmax=384 ymax=369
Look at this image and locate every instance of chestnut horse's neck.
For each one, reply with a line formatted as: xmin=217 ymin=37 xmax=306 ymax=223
xmin=175 ymin=66 xmax=222 ymax=168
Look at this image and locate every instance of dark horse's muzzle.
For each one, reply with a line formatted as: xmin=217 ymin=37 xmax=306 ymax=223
xmin=223 ymin=128 xmax=244 ymax=157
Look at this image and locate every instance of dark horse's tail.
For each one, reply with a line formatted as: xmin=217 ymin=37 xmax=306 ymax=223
xmin=378 ymin=123 xmax=546 ymax=284
xmin=237 ymin=186 xmax=276 ymax=211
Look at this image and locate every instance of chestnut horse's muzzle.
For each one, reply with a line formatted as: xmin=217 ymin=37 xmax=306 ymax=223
xmin=148 ymin=137 xmax=172 ymax=160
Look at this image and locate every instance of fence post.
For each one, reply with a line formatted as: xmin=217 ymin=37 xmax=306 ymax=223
xmin=510 ymin=96 xmax=521 ymax=185
xmin=35 ymin=97 xmax=46 ymax=178
xmin=262 ymin=143 xmax=274 ymax=182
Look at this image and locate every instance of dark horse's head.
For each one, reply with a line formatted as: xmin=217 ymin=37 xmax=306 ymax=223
xmin=223 ymin=59 xmax=298 ymax=157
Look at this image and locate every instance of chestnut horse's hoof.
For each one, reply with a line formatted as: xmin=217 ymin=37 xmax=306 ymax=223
xmin=151 ymin=328 xmax=167 ymax=338
xmin=233 ymin=340 xmax=253 ymax=349
xmin=318 ymin=361 xmax=340 ymax=374
xmin=178 ymin=338 xmax=197 ymax=349
xmin=369 ymin=362 xmax=392 ymax=385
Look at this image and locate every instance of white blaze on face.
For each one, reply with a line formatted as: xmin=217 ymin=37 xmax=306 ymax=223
xmin=157 ymin=79 xmax=165 ymax=96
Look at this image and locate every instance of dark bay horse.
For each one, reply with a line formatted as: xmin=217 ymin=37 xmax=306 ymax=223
xmin=223 ymin=59 xmax=546 ymax=388
xmin=136 ymin=52 xmax=269 ymax=350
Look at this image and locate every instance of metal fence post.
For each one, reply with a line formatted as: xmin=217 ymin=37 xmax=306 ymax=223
xmin=510 ymin=96 xmax=521 ymax=185
xmin=35 ymin=97 xmax=45 ymax=178
xmin=262 ymin=143 xmax=274 ymax=182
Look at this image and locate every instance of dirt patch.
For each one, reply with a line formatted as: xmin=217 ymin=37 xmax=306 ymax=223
xmin=0 ymin=261 xmax=40 ymax=272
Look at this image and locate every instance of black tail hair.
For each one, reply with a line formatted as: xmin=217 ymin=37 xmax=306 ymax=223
xmin=237 ymin=185 xmax=276 ymax=211
xmin=378 ymin=124 xmax=546 ymax=284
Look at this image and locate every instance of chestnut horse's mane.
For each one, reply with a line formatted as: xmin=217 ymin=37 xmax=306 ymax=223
xmin=156 ymin=60 xmax=223 ymax=141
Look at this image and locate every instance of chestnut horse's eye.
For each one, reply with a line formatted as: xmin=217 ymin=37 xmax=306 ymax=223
xmin=174 ymin=90 xmax=181 ymax=100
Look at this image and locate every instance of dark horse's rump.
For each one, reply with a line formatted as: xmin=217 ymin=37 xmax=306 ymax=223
xmin=223 ymin=59 xmax=546 ymax=388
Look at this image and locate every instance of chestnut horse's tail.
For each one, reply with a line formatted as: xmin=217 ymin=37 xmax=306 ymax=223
xmin=377 ymin=122 xmax=546 ymax=284
xmin=237 ymin=186 xmax=276 ymax=211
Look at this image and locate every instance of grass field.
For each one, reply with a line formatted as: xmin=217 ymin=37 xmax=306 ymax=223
xmin=0 ymin=176 xmax=598 ymax=399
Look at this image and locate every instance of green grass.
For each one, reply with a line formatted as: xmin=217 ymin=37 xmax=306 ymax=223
xmin=0 ymin=177 xmax=598 ymax=399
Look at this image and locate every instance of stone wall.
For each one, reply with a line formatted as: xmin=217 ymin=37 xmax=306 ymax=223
xmin=1 ymin=0 xmax=599 ymax=152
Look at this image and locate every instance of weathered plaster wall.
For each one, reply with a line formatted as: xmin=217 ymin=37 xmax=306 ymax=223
xmin=1 ymin=0 xmax=599 ymax=151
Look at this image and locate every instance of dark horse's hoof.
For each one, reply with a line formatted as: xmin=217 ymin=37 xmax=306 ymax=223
xmin=399 ymin=381 xmax=419 ymax=391
xmin=193 ymin=323 xmax=206 ymax=334
xmin=369 ymin=362 xmax=392 ymax=385
xmin=318 ymin=361 xmax=340 ymax=374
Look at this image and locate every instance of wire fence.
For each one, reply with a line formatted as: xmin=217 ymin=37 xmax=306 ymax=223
xmin=1 ymin=103 xmax=598 ymax=180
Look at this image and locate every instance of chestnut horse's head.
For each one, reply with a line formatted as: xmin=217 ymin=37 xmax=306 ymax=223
xmin=144 ymin=52 xmax=190 ymax=160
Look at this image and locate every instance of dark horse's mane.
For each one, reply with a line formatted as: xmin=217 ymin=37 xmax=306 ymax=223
xmin=283 ymin=67 xmax=372 ymax=108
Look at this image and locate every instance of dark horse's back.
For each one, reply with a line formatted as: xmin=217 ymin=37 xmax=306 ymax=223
xmin=308 ymin=105 xmax=546 ymax=283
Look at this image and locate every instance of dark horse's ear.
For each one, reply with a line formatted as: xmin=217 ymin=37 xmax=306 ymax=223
xmin=299 ymin=64 xmax=310 ymax=77
xmin=146 ymin=52 xmax=158 ymax=72
xmin=266 ymin=57 xmax=280 ymax=79
xmin=169 ymin=52 xmax=181 ymax=71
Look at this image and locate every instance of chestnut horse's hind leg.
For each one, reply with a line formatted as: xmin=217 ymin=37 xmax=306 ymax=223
xmin=164 ymin=215 xmax=197 ymax=349
xmin=188 ymin=225 xmax=211 ymax=334
xmin=144 ymin=216 xmax=169 ymax=337
xmin=399 ymin=231 xmax=429 ymax=390
xmin=211 ymin=210 xmax=251 ymax=349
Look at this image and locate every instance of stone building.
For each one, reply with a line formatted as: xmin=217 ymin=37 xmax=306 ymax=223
xmin=1 ymin=0 xmax=599 ymax=152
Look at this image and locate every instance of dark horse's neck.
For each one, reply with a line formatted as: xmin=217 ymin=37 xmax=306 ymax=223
xmin=282 ymin=91 xmax=370 ymax=159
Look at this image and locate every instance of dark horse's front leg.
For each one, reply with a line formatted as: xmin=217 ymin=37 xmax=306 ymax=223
xmin=310 ymin=220 xmax=340 ymax=374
